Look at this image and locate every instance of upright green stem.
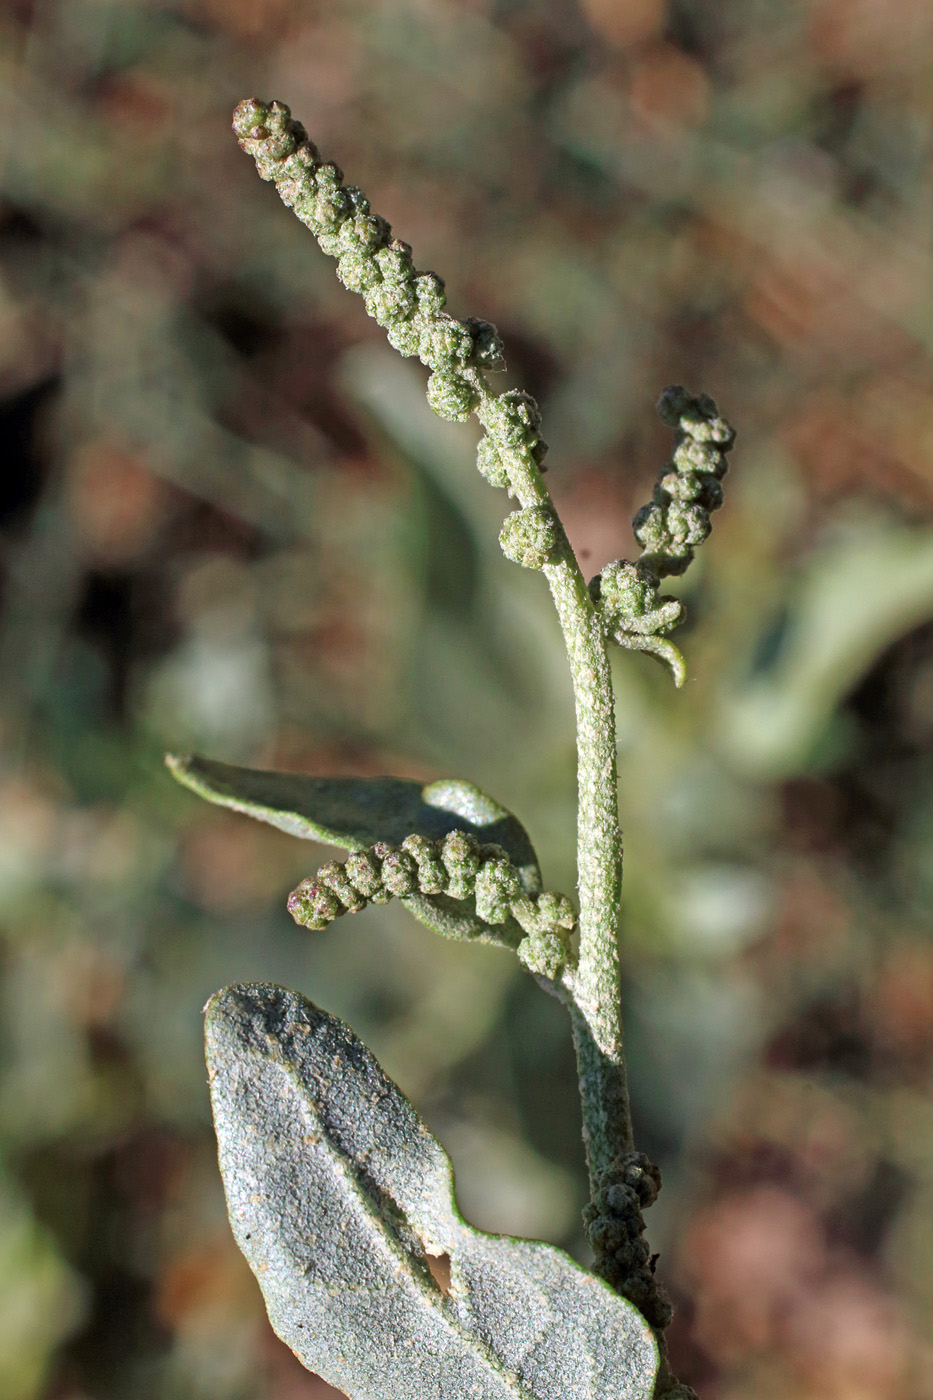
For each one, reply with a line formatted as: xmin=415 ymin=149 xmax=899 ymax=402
xmin=539 ymin=554 xmax=635 ymax=1188
xmin=474 ymin=380 xmax=632 ymax=1192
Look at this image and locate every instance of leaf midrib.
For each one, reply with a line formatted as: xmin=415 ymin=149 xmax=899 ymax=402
xmin=247 ymin=1048 xmax=542 ymax=1400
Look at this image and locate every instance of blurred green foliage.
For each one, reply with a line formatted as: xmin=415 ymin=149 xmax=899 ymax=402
xmin=0 ymin=2 xmax=931 ymax=1398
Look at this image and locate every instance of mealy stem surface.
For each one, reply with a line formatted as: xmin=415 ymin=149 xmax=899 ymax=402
xmin=474 ymin=379 xmax=633 ymax=1187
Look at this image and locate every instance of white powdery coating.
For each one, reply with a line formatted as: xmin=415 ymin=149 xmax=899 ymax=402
xmin=206 ymin=984 xmax=658 ymax=1400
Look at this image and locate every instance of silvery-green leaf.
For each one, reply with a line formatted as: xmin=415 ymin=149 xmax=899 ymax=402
xmin=206 ymin=983 xmax=658 ymax=1400
xmin=719 ymin=521 xmax=933 ymax=776
xmin=167 ymin=754 xmax=542 ymax=945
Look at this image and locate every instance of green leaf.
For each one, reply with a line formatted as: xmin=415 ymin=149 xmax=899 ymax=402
xmin=719 ymin=521 xmax=933 ymax=776
xmin=166 ymin=754 xmax=543 ymax=946
xmin=205 ymin=983 xmax=658 ymax=1400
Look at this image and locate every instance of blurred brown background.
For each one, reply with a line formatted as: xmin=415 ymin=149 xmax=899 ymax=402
xmin=1 ymin=1 xmax=932 ymax=1397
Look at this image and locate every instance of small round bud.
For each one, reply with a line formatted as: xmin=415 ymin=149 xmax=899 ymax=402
xmin=345 ymin=850 xmax=384 ymax=900
xmin=420 ymin=316 xmax=476 ymax=370
xmin=490 ymin=390 xmax=543 ymax=451
xmin=657 ymin=385 xmax=736 ymax=452
xmin=316 ymin=861 xmax=367 ymax=913
xmin=287 ymin=879 xmax=340 ymax=930
xmin=656 ymin=385 xmax=693 ymax=428
xmin=266 ymin=100 xmax=292 ymax=130
xmin=657 ymin=469 xmax=725 ymax=513
xmin=706 ymin=417 xmax=736 ymax=448
xmin=401 ymin=835 xmax=448 ymax=895
xmin=681 ymin=409 xmax=721 ymax=444
xmin=233 ymin=99 xmax=269 ymax=139
xmin=316 ymin=231 xmax=342 ymax=257
xmin=667 ymin=502 xmax=711 ymax=548
xmin=591 ymin=560 xmax=654 ymax=617
xmin=354 ymin=212 xmax=391 ymax=251
xmin=426 ymin=370 xmax=479 ymax=422
xmin=312 ymin=171 xmax=349 ymax=233
xmin=534 ymin=891 xmax=577 ymax=931
xmin=364 ymin=281 xmax=416 ymax=326
xmin=464 ymin=317 xmax=506 ymax=371
xmin=413 ymin=272 xmax=446 ymax=318
xmin=658 ymin=469 xmax=694 ymax=502
xmin=441 ymin=831 xmax=481 ymax=900
xmin=342 ymin=186 xmax=371 ymax=218
xmin=374 ymin=844 xmax=418 ymax=896
xmin=473 ymin=850 xmax=522 ymax=924
xmin=336 ymin=250 xmax=380 ymax=294
xmin=632 ymin=504 xmax=669 ymax=554
xmin=376 ymin=239 xmax=415 ymax=284
xmin=279 ymin=144 xmax=320 ymax=181
xmin=386 ymin=319 xmax=421 ymax=357
xmin=499 ymin=506 xmax=559 ymax=569
xmin=518 ymin=929 xmax=569 ymax=979
xmin=263 ymin=124 xmax=297 ymax=160
xmin=672 ymin=438 xmax=720 ymax=474
xmin=313 ymin=162 xmax=344 ymax=196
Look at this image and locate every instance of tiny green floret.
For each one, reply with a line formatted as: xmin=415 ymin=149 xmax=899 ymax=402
xmin=500 ymin=506 xmax=561 ymax=569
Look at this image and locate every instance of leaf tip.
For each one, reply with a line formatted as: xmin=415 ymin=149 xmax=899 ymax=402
xmin=202 ymin=985 xmax=227 ymax=1019
xmin=165 ymin=752 xmax=195 ymax=784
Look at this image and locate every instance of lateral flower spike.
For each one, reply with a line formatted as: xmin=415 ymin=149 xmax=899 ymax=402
xmin=287 ymin=830 xmax=576 ymax=979
xmin=634 ymin=386 xmax=735 ymax=580
xmin=590 ymin=386 xmax=736 ymax=687
xmin=234 ymin=100 xmax=555 ymax=490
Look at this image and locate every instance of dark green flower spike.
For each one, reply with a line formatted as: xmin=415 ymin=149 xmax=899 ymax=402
xmin=590 ymin=387 xmax=736 ymax=686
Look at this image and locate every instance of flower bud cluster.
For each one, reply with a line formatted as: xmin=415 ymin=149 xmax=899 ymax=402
xmin=499 ymin=505 xmax=560 ymax=569
xmin=588 ymin=387 xmax=735 ymax=684
xmin=583 ymin=1152 xmax=673 ymax=1332
xmin=632 ymin=385 xmax=735 ymax=580
xmin=286 ymin=830 xmax=576 ymax=971
xmin=589 ymin=559 xmax=684 ymax=638
xmin=233 ymin=101 xmax=558 ymax=502
xmin=516 ymin=917 xmax=574 ymax=981
xmin=233 ymin=99 xmax=504 ymax=424
xmin=476 ymin=390 xmax=550 ymax=493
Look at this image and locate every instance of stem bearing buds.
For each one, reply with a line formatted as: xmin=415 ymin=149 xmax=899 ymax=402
xmin=476 ymin=389 xmax=549 ymax=491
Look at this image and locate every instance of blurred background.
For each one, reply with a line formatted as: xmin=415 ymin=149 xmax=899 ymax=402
xmin=1 ymin=1 xmax=932 ymax=1397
